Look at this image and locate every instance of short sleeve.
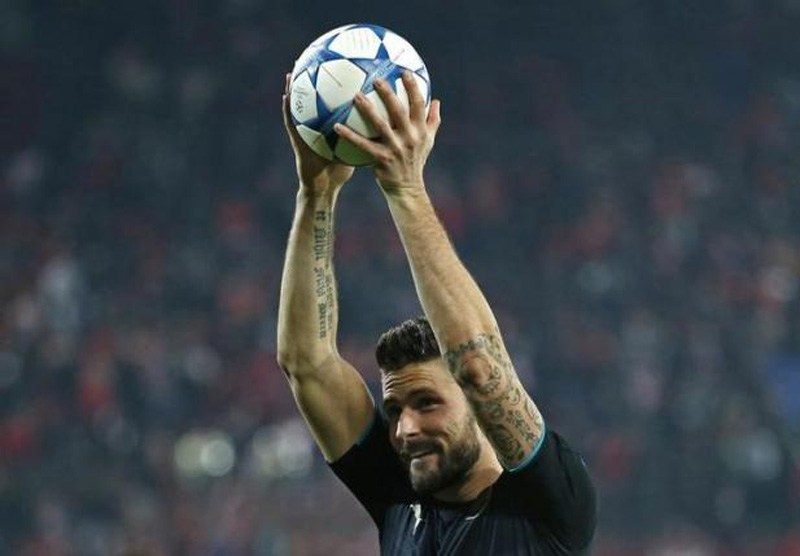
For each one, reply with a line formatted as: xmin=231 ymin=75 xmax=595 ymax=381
xmin=502 ymin=430 xmax=596 ymax=551
xmin=328 ymin=410 xmax=412 ymax=528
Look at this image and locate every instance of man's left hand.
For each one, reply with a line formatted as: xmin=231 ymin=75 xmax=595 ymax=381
xmin=333 ymin=71 xmax=441 ymax=197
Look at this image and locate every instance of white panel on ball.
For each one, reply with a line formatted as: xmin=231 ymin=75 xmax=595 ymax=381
xmin=291 ymin=47 xmax=316 ymax=79
xmin=316 ymin=59 xmax=366 ymax=110
xmin=328 ymin=27 xmax=382 ymax=59
xmin=290 ymin=72 xmax=318 ymax=123
xmin=335 ymin=137 xmax=374 ymax=166
xmin=297 ymin=125 xmax=333 ymax=160
xmin=344 ymin=90 xmax=390 ymax=138
xmin=382 ymin=32 xmax=425 ymax=71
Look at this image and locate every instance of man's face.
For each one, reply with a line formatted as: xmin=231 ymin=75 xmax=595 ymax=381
xmin=381 ymin=358 xmax=482 ymax=496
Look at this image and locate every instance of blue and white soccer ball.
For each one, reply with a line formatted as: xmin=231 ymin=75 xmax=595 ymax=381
xmin=289 ymin=24 xmax=431 ymax=166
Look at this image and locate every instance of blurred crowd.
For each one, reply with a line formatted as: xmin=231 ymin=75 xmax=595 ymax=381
xmin=2 ymin=0 xmax=800 ymax=554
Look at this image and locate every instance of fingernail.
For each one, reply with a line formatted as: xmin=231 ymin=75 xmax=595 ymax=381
xmin=373 ymin=79 xmax=384 ymax=88
xmin=354 ymin=92 xmax=365 ymax=101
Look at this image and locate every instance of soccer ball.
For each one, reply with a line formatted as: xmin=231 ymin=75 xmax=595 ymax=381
xmin=289 ymin=23 xmax=431 ymax=166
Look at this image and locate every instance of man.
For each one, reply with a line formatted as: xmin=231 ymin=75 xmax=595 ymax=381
xmin=277 ymin=70 xmax=596 ymax=555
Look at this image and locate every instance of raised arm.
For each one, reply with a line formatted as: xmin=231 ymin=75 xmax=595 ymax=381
xmin=333 ymin=74 xmax=544 ymax=469
xmin=277 ymin=75 xmax=374 ymax=462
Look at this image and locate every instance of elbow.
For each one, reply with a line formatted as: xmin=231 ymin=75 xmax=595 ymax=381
xmin=276 ymin=349 xmax=294 ymax=377
xmin=452 ymin=353 xmax=497 ymax=393
xmin=276 ymin=348 xmax=306 ymax=377
xmin=275 ymin=332 xmax=302 ymax=376
xmin=276 ymin=348 xmax=337 ymax=379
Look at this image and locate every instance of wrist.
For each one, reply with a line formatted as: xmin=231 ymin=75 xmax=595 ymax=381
xmin=297 ymin=181 xmax=339 ymax=202
xmin=293 ymin=154 xmax=354 ymax=194
xmin=379 ymin=177 xmax=427 ymax=199
xmin=299 ymin=179 xmax=333 ymax=195
xmin=296 ymin=164 xmax=349 ymax=195
xmin=381 ymin=182 xmax=430 ymax=206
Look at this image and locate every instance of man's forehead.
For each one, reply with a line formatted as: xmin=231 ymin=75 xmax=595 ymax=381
xmin=382 ymin=371 xmax=437 ymax=395
xmin=381 ymin=359 xmax=452 ymax=397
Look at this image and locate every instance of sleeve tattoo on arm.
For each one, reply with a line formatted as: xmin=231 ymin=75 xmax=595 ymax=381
xmin=444 ymin=332 xmax=544 ymax=466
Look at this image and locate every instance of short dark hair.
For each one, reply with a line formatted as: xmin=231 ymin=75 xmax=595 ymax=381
xmin=375 ymin=316 xmax=441 ymax=372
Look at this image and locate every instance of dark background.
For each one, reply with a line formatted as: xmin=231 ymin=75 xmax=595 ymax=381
xmin=2 ymin=0 xmax=800 ymax=554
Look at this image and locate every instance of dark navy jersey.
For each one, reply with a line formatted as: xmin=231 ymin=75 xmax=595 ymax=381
xmin=330 ymin=412 xmax=596 ymax=555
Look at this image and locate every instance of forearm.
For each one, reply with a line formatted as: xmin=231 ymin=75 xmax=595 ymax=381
xmin=276 ymin=185 xmax=375 ymax=460
xmin=277 ymin=188 xmax=342 ymax=373
xmin=385 ymin=187 xmax=544 ymax=468
xmin=384 ymin=189 xmax=496 ymax=347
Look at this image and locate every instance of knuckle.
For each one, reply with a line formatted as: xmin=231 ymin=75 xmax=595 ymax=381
xmin=378 ymin=119 xmax=392 ymax=133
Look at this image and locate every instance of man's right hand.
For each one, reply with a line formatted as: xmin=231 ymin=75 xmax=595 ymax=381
xmin=283 ymin=73 xmax=355 ymax=192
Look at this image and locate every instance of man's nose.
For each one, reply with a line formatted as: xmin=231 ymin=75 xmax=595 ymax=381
xmin=395 ymin=408 xmax=421 ymax=441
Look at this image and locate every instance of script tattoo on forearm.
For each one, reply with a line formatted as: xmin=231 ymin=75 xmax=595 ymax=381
xmin=312 ymin=210 xmax=335 ymax=339
xmin=444 ymin=332 xmax=544 ymax=467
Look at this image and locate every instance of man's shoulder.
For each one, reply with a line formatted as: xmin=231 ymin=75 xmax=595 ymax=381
xmin=492 ymin=429 xmax=596 ymax=551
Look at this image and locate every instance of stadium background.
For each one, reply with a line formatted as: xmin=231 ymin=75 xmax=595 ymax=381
xmin=2 ymin=0 xmax=800 ymax=554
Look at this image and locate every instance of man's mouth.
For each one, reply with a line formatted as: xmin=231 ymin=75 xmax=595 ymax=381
xmin=406 ymin=449 xmax=438 ymax=468
xmin=401 ymin=444 xmax=438 ymax=465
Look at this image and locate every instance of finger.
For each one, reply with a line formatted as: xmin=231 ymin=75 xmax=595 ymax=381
xmin=333 ymin=121 xmax=390 ymax=160
xmin=402 ymin=71 xmax=425 ymax=123
xmin=427 ymin=99 xmax=441 ymax=133
xmin=352 ymin=92 xmax=402 ymax=151
xmin=372 ymin=78 xmax=410 ymax=131
xmin=282 ymin=93 xmax=292 ymax=132
xmin=283 ymin=73 xmax=297 ymax=135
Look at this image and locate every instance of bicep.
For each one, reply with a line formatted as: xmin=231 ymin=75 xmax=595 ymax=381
xmin=287 ymin=357 xmax=375 ymax=462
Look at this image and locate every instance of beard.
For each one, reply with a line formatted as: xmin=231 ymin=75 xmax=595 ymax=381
xmin=403 ymin=416 xmax=482 ymax=496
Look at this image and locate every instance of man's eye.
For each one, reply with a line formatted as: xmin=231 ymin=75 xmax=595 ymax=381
xmin=385 ymin=406 xmax=400 ymax=419
xmin=418 ymin=398 xmax=437 ymax=409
